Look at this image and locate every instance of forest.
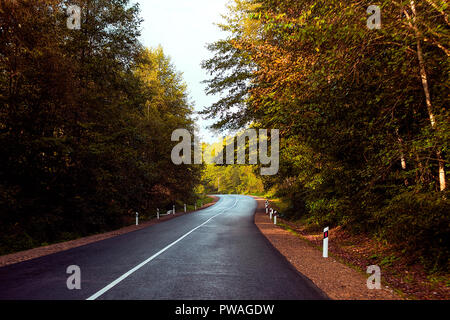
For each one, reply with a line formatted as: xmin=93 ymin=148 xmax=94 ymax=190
xmin=201 ymin=0 xmax=449 ymax=272
xmin=0 ymin=0 xmax=448 ymax=274
xmin=0 ymin=0 xmax=201 ymax=254
xmin=198 ymin=139 xmax=265 ymax=195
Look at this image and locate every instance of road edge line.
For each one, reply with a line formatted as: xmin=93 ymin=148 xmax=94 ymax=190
xmin=86 ymin=197 xmax=238 ymax=300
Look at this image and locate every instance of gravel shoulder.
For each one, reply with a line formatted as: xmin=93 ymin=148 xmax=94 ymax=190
xmin=252 ymin=196 xmax=402 ymax=300
xmin=0 ymin=196 xmax=219 ymax=268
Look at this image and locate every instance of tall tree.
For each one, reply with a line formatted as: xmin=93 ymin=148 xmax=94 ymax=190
xmin=202 ymin=0 xmax=449 ymax=270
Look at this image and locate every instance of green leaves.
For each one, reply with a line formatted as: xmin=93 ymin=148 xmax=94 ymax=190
xmin=0 ymin=0 xmax=201 ymax=254
xmin=201 ymin=0 xmax=449 ymax=271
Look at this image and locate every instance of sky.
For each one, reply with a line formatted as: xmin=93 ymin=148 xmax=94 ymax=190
xmin=136 ymin=0 xmax=230 ymax=143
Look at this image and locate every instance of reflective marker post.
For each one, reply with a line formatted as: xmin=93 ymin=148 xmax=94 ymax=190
xmin=274 ymin=211 xmax=277 ymax=225
xmin=323 ymin=227 xmax=329 ymax=258
xmin=184 ymin=204 xmax=186 ymax=213
xmin=173 ymin=205 xmax=175 ymax=215
xmin=136 ymin=212 xmax=139 ymax=226
xmin=157 ymin=208 xmax=160 ymax=220
xmin=270 ymin=209 xmax=273 ymax=220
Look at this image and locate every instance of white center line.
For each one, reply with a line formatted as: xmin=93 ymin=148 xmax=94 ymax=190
xmin=86 ymin=197 xmax=238 ymax=300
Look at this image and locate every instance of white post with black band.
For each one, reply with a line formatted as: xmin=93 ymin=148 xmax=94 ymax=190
xmin=323 ymin=227 xmax=329 ymax=258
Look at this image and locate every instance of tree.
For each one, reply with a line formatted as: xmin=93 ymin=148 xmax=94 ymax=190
xmin=0 ymin=0 xmax=202 ymax=254
xmin=201 ymin=0 xmax=449 ymax=270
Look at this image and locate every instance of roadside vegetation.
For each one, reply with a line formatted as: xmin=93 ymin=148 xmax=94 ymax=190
xmin=199 ymin=162 xmax=265 ymax=195
xmin=201 ymin=0 xmax=449 ymax=275
xmin=0 ymin=0 xmax=448 ymax=292
xmin=268 ymin=199 xmax=448 ymax=299
xmin=0 ymin=0 xmax=202 ymax=255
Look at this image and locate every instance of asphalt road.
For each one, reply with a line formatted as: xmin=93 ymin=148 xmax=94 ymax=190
xmin=0 ymin=195 xmax=327 ymax=300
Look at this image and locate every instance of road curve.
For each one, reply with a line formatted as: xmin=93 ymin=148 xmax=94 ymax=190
xmin=0 ymin=195 xmax=327 ymax=300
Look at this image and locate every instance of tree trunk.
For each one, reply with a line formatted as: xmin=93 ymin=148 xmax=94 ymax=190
xmin=396 ymin=129 xmax=409 ymax=187
xmin=409 ymin=0 xmax=446 ymax=191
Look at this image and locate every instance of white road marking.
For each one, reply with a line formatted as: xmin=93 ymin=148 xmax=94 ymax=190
xmin=86 ymin=196 xmax=238 ymax=300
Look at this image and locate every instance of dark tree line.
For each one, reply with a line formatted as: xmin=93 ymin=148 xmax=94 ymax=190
xmin=0 ymin=0 xmax=201 ymax=254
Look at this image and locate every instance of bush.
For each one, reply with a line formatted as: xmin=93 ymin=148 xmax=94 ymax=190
xmin=376 ymin=191 xmax=450 ymax=272
xmin=0 ymin=232 xmax=36 ymax=256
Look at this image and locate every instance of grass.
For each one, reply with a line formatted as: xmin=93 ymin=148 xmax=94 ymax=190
xmin=379 ymin=254 xmax=400 ymax=267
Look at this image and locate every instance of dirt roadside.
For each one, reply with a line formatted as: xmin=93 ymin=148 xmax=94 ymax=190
xmin=252 ymin=196 xmax=402 ymax=300
xmin=0 ymin=196 xmax=219 ymax=268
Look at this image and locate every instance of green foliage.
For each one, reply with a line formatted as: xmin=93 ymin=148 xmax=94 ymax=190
xmin=201 ymin=162 xmax=265 ymax=195
xmin=379 ymin=254 xmax=400 ymax=268
xmin=202 ymin=0 xmax=449 ymax=271
xmin=376 ymin=192 xmax=450 ymax=272
xmin=198 ymin=136 xmax=265 ymax=195
xmin=0 ymin=0 xmax=201 ymax=254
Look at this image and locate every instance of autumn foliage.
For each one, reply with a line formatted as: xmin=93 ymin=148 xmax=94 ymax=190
xmin=202 ymin=0 xmax=449 ymax=271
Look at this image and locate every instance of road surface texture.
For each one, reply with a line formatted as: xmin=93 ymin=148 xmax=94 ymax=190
xmin=0 ymin=195 xmax=327 ymax=300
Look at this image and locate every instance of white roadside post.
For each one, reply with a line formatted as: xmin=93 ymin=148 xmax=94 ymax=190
xmin=173 ymin=205 xmax=175 ymax=215
xmin=194 ymin=204 xmax=197 ymax=211
xmin=270 ymin=209 xmax=273 ymax=220
xmin=184 ymin=204 xmax=186 ymax=213
xmin=135 ymin=212 xmax=139 ymax=226
xmin=274 ymin=211 xmax=277 ymax=225
xmin=157 ymin=208 xmax=160 ymax=220
xmin=323 ymin=227 xmax=329 ymax=258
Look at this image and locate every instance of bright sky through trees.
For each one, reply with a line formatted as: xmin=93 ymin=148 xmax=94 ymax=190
xmin=137 ymin=0 xmax=229 ymax=143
